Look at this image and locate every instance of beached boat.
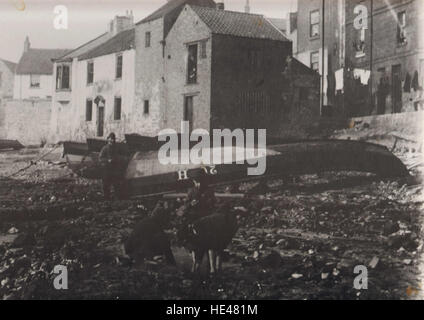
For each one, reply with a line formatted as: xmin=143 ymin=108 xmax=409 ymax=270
xmin=124 ymin=140 xmax=410 ymax=197
xmin=63 ymin=138 xmax=410 ymax=197
xmin=0 ymin=139 xmax=24 ymax=151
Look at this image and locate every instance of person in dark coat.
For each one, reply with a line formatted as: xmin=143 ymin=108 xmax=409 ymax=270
xmin=99 ymin=132 xmax=124 ymax=200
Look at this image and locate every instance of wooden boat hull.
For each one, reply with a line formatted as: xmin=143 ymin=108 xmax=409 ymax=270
xmin=0 ymin=139 xmax=24 ymax=151
xmin=125 ymin=140 xmax=410 ymax=197
xmin=64 ymin=139 xmax=410 ymax=196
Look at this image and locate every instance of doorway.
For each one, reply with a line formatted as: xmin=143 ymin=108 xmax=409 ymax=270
xmin=184 ymin=95 xmax=194 ymax=133
xmin=95 ymin=96 xmax=105 ymax=137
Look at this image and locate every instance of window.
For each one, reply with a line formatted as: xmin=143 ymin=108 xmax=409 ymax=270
xmin=397 ymin=11 xmax=407 ymax=45
xmin=143 ymin=100 xmax=149 ymax=115
xmin=86 ymin=99 xmax=93 ymax=121
xmin=56 ymin=65 xmax=70 ymax=90
xmin=200 ymin=40 xmax=207 ymax=59
xmin=354 ymin=28 xmax=366 ymax=58
xmin=0 ymin=72 xmax=2 ymax=88
xmin=187 ymin=44 xmax=198 ymax=84
xmin=310 ymin=10 xmax=320 ymax=37
xmin=311 ymin=51 xmax=319 ymax=71
xmin=30 ymin=74 xmax=40 ymax=88
xmin=145 ymin=32 xmax=151 ymax=48
xmin=116 ymin=55 xmax=123 ymax=79
xmin=87 ymin=61 xmax=94 ymax=85
xmin=114 ymin=97 xmax=122 ymax=120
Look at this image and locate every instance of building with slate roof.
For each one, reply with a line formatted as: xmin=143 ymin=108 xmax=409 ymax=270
xmin=50 ymin=0 xmax=319 ymax=142
xmin=157 ymin=3 xmax=295 ymax=134
xmin=51 ymin=12 xmax=136 ymax=141
xmin=13 ymin=37 xmax=70 ymax=100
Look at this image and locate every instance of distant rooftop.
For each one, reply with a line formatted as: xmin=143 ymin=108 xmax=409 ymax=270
xmin=16 ymin=49 xmax=71 ymax=75
xmin=137 ymin=0 xmax=216 ymax=24
xmin=267 ymin=18 xmax=287 ymax=33
xmin=78 ymin=28 xmax=135 ymax=60
xmin=55 ymin=32 xmax=111 ymax=63
xmin=190 ymin=5 xmax=289 ymax=42
xmin=0 ymin=58 xmax=17 ymax=73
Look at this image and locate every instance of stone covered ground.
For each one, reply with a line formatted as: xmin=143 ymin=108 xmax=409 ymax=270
xmin=0 ymin=136 xmax=424 ymax=300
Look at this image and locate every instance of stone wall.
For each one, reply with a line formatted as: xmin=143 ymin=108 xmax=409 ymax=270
xmin=1 ymin=99 xmax=51 ymax=146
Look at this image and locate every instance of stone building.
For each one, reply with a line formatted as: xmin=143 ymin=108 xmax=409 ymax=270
xmin=294 ymin=0 xmax=346 ymax=109
xmin=345 ymin=0 xmax=424 ymax=116
xmin=0 ymin=58 xmax=16 ymax=99
xmin=293 ymin=0 xmax=424 ymax=117
xmin=51 ymin=13 xmax=135 ymax=141
xmin=49 ymin=0 xmax=319 ymax=142
xmin=13 ymin=37 xmax=69 ymax=100
xmin=0 ymin=58 xmax=16 ymax=138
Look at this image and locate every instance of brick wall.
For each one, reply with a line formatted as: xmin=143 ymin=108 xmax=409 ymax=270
xmin=345 ymin=0 xmax=424 ymax=115
xmin=1 ymin=99 xmax=51 ymax=145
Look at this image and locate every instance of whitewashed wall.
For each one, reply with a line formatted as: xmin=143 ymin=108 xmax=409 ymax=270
xmin=13 ymin=74 xmax=53 ymax=100
xmin=50 ymin=49 xmax=135 ymax=142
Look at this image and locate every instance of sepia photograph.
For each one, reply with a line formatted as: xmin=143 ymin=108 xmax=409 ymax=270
xmin=0 ymin=0 xmax=423 ymax=304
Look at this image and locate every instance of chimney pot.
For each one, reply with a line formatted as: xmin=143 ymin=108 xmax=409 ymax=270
xmin=24 ymin=36 xmax=30 ymax=53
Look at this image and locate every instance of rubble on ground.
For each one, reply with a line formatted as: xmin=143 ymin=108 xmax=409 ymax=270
xmin=0 ymin=127 xmax=423 ymax=299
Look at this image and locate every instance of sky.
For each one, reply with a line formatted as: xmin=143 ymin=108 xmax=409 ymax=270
xmin=0 ymin=0 xmax=297 ymax=63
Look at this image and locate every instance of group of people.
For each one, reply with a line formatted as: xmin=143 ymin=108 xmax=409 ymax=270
xmin=99 ymin=132 xmax=238 ymax=273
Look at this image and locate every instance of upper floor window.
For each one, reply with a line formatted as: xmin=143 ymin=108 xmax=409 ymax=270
xmin=114 ymin=97 xmax=122 ymax=120
xmin=311 ymin=51 xmax=319 ymax=72
xmin=310 ymin=10 xmax=320 ymax=38
xmin=56 ymin=64 xmax=70 ymax=90
xmin=397 ymin=11 xmax=407 ymax=45
xmin=30 ymin=74 xmax=40 ymax=88
xmin=87 ymin=61 xmax=94 ymax=85
xmin=145 ymin=32 xmax=151 ymax=48
xmin=354 ymin=28 xmax=366 ymax=58
xmin=187 ymin=44 xmax=198 ymax=84
xmin=116 ymin=54 xmax=123 ymax=79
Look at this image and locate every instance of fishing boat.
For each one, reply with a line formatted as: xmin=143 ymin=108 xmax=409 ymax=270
xmin=62 ymin=140 xmax=129 ymax=179
xmin=125 ymin=139 xmax=410 ymax=197
xmin=0 ymin=139 xmax=24 ymax=151
xmin=63 ymin=137 xmax=410 ymax=197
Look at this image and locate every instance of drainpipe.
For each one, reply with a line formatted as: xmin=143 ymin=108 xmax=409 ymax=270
xmin=321 ymin=0 xmax=325 ymax=116
xmin=369 ymin=0 xmax=374 ymax=114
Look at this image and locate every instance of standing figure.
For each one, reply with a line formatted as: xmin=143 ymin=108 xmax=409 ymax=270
xmin=99 ymin=132 xmax=124 ymax=200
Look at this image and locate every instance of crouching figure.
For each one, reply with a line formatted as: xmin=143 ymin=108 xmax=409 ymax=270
xmin=124 ymin=201 xmax=176 ymax=266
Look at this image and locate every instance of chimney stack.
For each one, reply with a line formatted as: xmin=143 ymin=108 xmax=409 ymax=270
xmin=245 ymin=0 xmax=250 ymax=13
xmin=24 ymin=36 xmax=30 ymax=53
xmin=108 ymin=11 xmax=134 ymax=36
xmin=216 ymin=2 xmax=225 ymax=10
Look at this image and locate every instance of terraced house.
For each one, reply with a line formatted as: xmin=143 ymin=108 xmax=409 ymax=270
xmin=50 ymin=0 xmax=314 ymax=142
xmin=51 ymin=12 xmax=135 ymax=141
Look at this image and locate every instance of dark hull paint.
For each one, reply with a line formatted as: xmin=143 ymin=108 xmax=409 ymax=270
xmin=0 ymin=139 xmax=24 ymax=151
xmin=64 ymin=139 xmax=410 ymax=197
